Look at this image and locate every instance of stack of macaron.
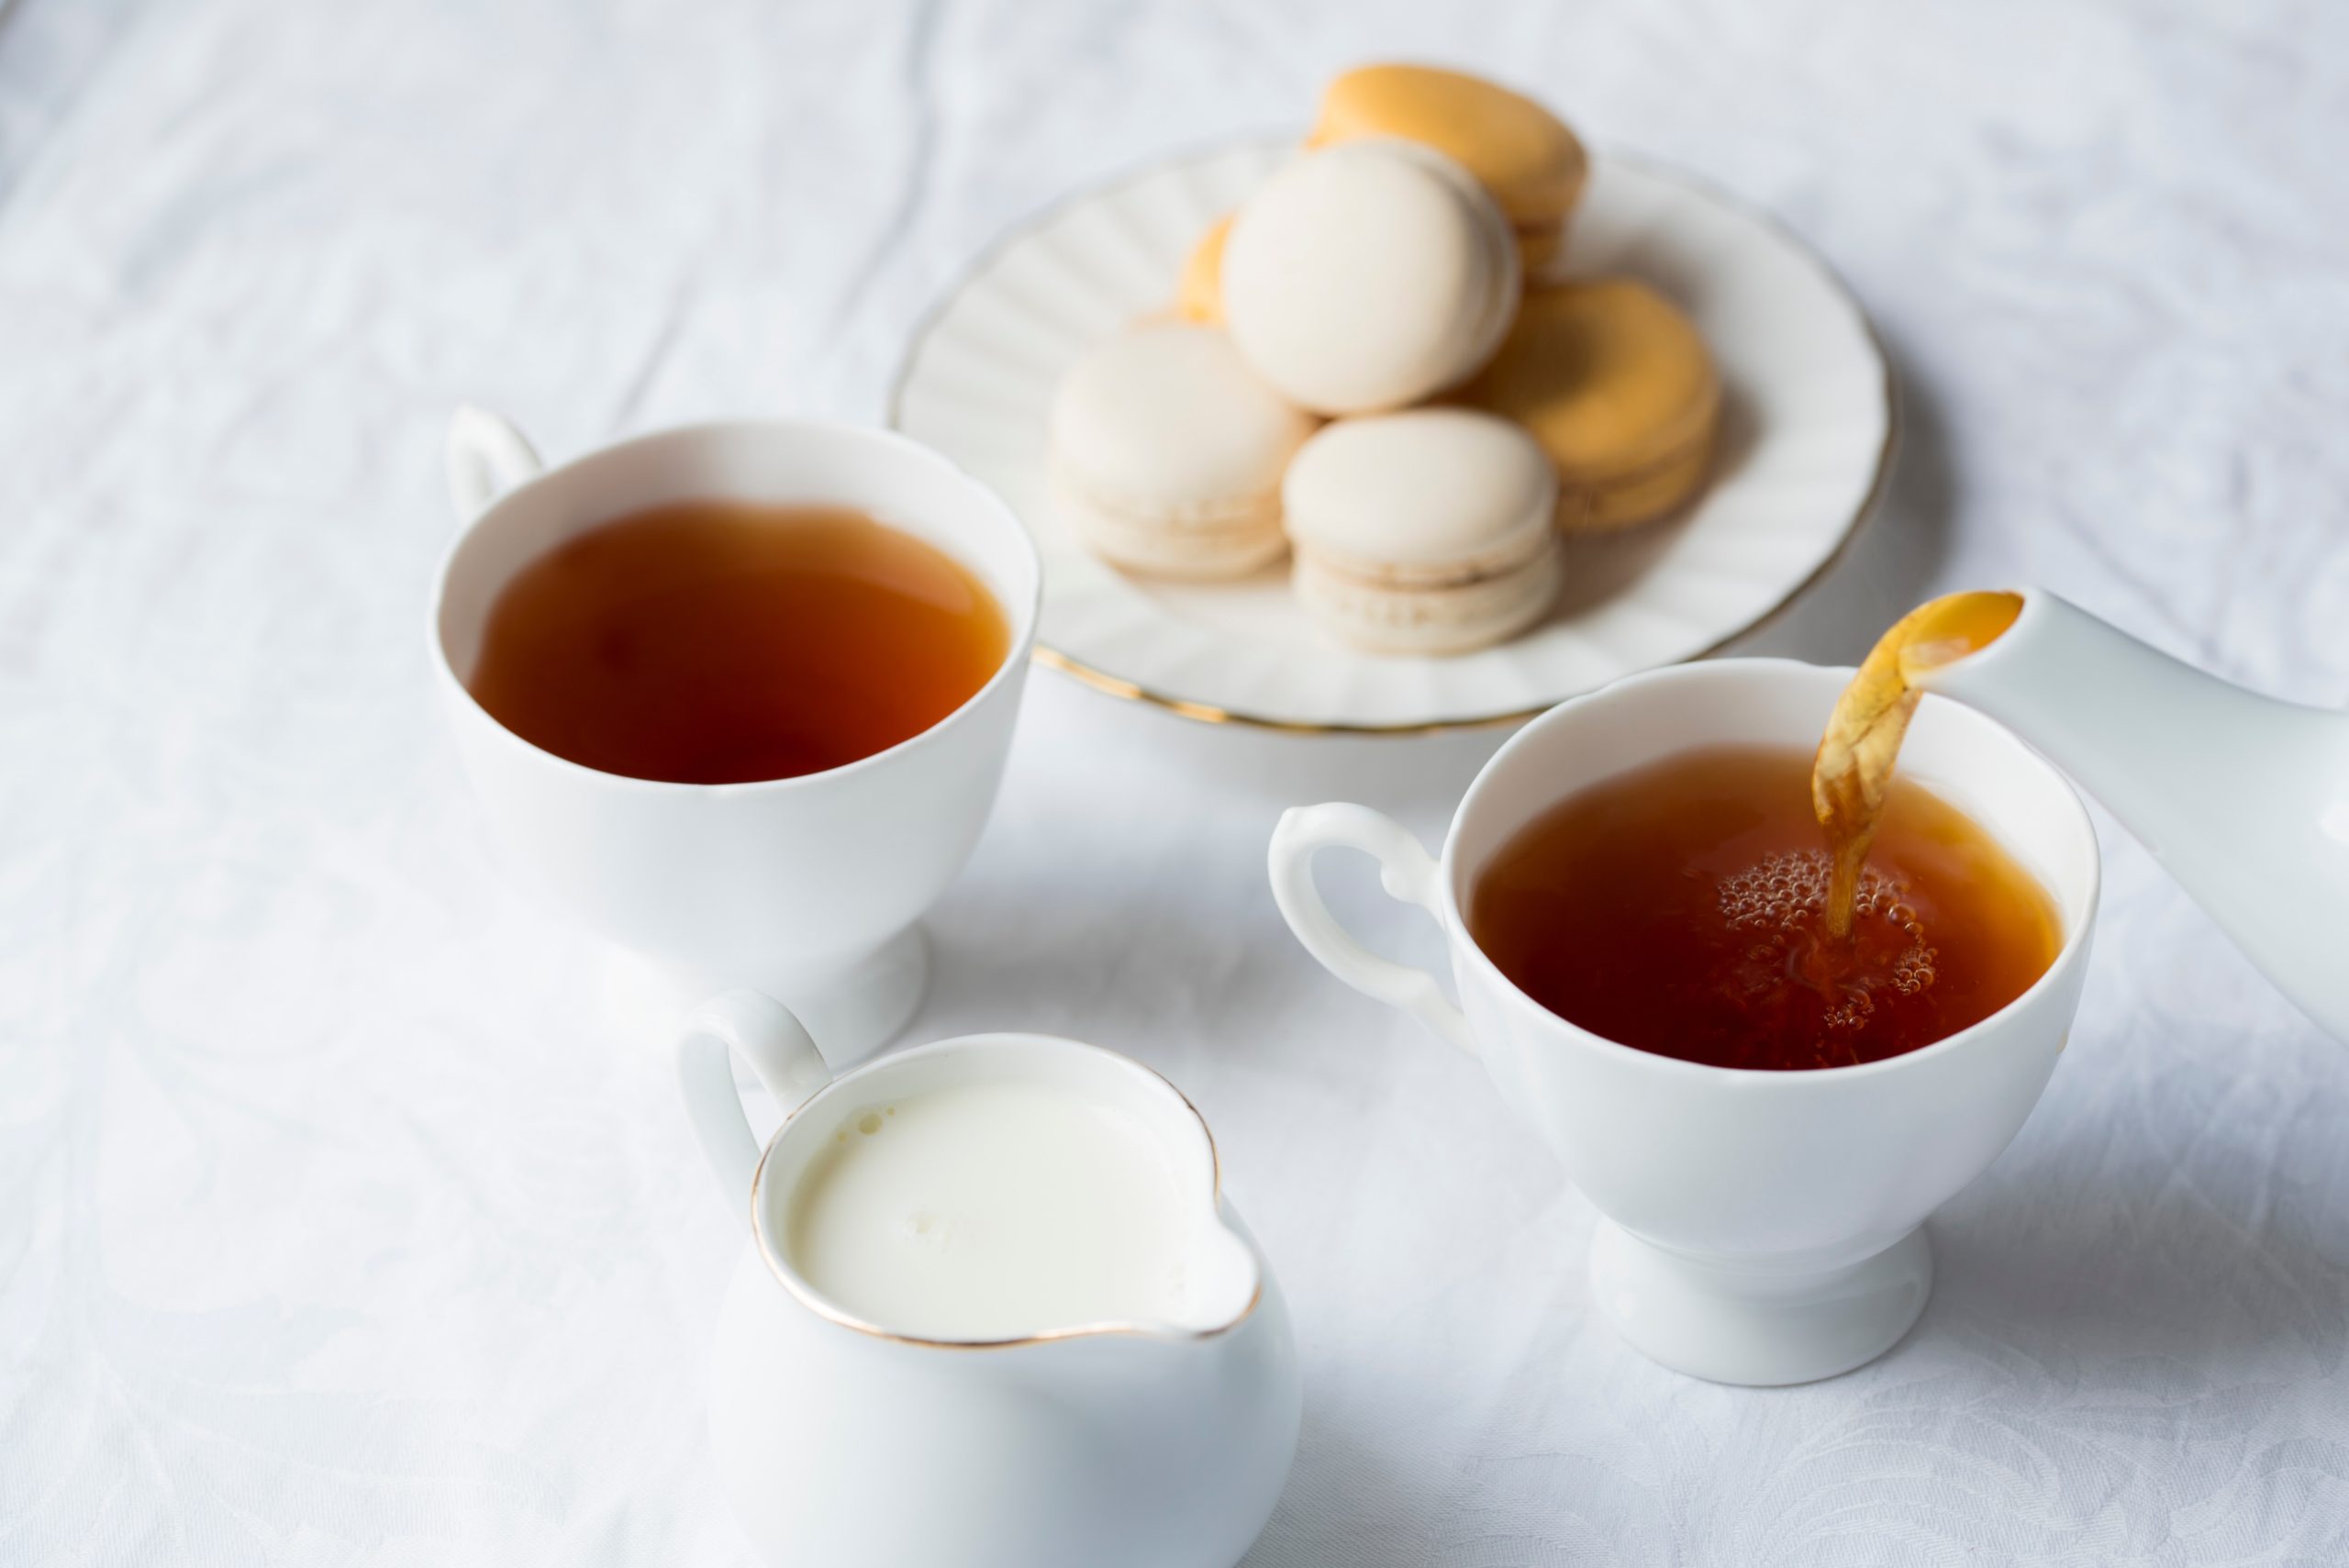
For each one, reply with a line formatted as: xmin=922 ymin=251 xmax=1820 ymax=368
xmin=1048 ymin=62 xmax=1724 ymax=655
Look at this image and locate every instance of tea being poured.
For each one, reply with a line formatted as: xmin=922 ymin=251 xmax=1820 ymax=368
xmin=1812 ymin=591 xmax=2026 ymax=936
xmin=1472 ymin=589 xmax=2056 ymax=1071
xmin=1470 ymin=745 xmax=2059 ymax=1071
xmin=466 ymin=500 xmax=1009 ymax=785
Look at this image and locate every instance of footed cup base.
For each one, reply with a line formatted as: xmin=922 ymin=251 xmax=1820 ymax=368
xmin=1589 ymin=1220 xmax=1932 ymax=1386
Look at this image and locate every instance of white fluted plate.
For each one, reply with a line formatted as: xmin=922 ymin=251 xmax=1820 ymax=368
xmin=890 ymin=139 xmax=1892 ymax=733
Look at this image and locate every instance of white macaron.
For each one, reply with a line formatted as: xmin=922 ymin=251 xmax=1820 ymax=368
xmin=1282 ymin=408 xmax=1562 ymax=654
xmin=1049 ymin=322 xmax=1318 ymax=580
xmin=1221 ymin=139 xmax=1522 ymax=417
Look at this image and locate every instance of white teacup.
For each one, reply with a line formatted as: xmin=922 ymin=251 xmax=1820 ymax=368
xmin=1268 ymin=659 xmax=2100 ymax=1385
xmin=433 ymin=409 xmax=1041 ymax=1062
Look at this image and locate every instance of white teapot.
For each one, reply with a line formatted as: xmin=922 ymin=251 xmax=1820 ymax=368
xmin=674 ymin=991 xmax=1301 ymax=1568
xmin=1918 ymin=589 xmax=2349 ymax=1041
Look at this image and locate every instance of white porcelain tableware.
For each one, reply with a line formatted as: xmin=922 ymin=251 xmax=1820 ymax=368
xmin=1267 ymin=659 xmax=2099 ymax=1385
xmin=1916 ymin=588 xmax=2349 ymax=1043
xmin=433 ymin=410 xmax=1041 ymax=1063
xmin=891 ymin=139 xmax=1892 ymax=732
xmin=675 ymin=991 xmax=1302 ymax=1568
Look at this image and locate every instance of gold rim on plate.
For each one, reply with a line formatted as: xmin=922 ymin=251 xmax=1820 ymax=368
xmin=886 ymin=138 xmax=1898 ymax=738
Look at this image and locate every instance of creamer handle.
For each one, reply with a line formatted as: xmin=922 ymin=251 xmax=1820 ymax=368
xmin=445 ymin=405 xmax=544 ymax=520
xmin=674 ymin=991 xmax=835 ymax=1210
xmin=1268 ymin=804 xmax=1475 ymax=1054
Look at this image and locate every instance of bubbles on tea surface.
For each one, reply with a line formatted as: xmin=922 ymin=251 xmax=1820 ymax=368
xmin=1717 ymin=850 xmax=1938 ymax=1033
xmin=1719 ymin=849 xmax=1830 ymax=932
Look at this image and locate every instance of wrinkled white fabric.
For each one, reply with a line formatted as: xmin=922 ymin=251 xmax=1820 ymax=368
xmin=4 ymin=0 xmax=2347 ymax=1562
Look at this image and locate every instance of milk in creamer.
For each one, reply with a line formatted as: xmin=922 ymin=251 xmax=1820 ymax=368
xmin=782 ymin=1080 xmax=1199 ymax=1340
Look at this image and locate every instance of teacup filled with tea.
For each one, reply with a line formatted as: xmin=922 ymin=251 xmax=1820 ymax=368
xmin=467 ymin=498 xmax=1011 ymax=787
xmin=1269 ymin=597 xmax=2099 ymax=1385
xmin=433 ymin=410 xmax=1041 ymax=1060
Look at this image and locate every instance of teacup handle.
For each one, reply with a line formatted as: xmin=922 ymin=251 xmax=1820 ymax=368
xmin=674 ymin=991 xmax=836 ymax=1209
xmin=446 ymin=405 xmax=545 ymax=520
xmin=1268 ymin=804 xmax=1475 ymax=1054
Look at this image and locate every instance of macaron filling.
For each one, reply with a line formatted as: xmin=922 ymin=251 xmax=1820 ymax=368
xmin=1290 ymin=525 xmax=1553 ymax=592
xmin=1050 ymin=464 xmax=1287 ymax=576
xmin=1292 ymin=546 xmax=1561 ymax=653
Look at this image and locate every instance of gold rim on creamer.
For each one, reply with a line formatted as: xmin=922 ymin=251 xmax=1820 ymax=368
xmin=743 ymin=1041 xmax=1264 ymax=1351
xmin=885 ymin=137 xmax=1901 ymax=738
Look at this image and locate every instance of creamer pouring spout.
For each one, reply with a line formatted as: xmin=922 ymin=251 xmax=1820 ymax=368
xmin=1913 ymin=588 xmax=2349 ymax=1041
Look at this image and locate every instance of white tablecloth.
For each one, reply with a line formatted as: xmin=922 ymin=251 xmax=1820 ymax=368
xmin=6 ymin=1 xmax=2348 ymax=1562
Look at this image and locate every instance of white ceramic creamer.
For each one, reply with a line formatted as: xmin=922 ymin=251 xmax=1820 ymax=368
xmin=675 ymin=991 xmax=1302 ymax=1568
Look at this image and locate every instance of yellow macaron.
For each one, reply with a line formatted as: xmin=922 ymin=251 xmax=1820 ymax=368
xmin=1309 ymin=63 xmax=1587 ymax=277
xmin=1456 ymin=279 xmax=1720 ymax=533
xmin=1175 ymin=215 xmax=1231 ymax=324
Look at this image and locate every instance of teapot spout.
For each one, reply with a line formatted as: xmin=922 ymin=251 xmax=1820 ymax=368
xmin=1920 ymin=589 xmax=2349 ymax=1042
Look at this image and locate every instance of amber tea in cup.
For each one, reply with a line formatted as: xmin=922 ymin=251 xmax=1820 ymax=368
xmin=466 ymin=499 xmax=1010 ymax=784
xmin=1468 ymin=744 xmax=2059 ymax=1071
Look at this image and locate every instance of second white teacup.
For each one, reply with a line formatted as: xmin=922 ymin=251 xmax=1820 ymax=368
xmin=1268 ymin=659 xmax=2100 ymax=1385
xmin=432 ymin=409 xmax=1041 ymax=1062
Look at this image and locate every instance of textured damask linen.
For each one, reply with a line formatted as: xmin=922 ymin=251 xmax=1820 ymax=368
xmin=4 ymin=0 xmax=2347 ymax=1563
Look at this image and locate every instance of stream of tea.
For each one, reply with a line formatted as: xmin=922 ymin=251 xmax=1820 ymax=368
xmin=1812 ymin=591 xmax=2027 ymax=938
xmin=1469 ymin=589 xmax=2059 ymax=1071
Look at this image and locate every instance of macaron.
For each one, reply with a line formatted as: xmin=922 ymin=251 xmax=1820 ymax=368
xmin=1457 ymin=279 xmax=1720 ymax=532
xmin=1282 ymin=408 xmax=1562 ymax=655
xmin=1049 ymin=322 xmax=1317 ymax=580
xmin=1221 ymin=139 xmax=1520 ymax=416
xmin=1309 ymin=63 xmax=1589 ymax=278
xmin=1174 ymin=215 xmax=1231 ymax=324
